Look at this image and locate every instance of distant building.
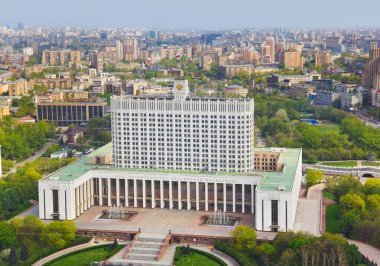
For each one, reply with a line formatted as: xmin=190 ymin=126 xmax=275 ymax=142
xmin=288 ymin=83 xmax=316 ymax=98
xmin=5 ymin=79 xmax=31 ymax=96
xmin=63 ymin=126 xmax=86 ymax=145
xmin=281 ymin=50 xmax=304 ymax=68
xmin=89 ymin=52 xmax=104 ymax=73
xmin=42 ymin=50 xmax=81 ymax=65
xmin=224 ymin=85 xmax=248 ymax=97
xmin=314 ymin=50 xmax=332 ymax=67
xmin=341 ymin=93 xmax=363 ymax=110
xmin=201 ymin=33 xmax=223 ymax=45
xmin=314 ymin=91 xmax=341 ymax=106
xmin=362 ymin=42 xmax=380 ymax=89
xmin=30 ymin=78 xmax=73 ymax=89
xmin=219 ymin=65 xmax=255 ymax=78
xmin=0 ymin=104 xmax=9 ymax=120
xmin=36 ymin=99 xmax=107 ymax=126
xmin=268 ymin=73 xmax=321 ymax=86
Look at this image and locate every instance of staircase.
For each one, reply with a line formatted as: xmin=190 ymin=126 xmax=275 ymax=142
xmin=122 ymin=233 xmax=171 ymax=266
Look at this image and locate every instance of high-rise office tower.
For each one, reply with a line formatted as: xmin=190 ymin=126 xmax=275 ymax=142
xmin=111 ymin=79 xmax=255 ymax=172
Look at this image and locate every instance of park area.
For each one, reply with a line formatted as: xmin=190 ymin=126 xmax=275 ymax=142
xmin=45 ymin=244 xmax=122 ymax=266
xmin=312 ymin=123 xmax=340 ymax=134
xmin=320 ymin=161 xmax=358 ymax=167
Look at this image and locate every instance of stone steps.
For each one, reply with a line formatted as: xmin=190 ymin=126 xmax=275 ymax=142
xmin=133 ymin=242 xmax=162 ymax=249
xmin=128 ymin=254 xmax=157 ymax=261
xmin=129 ymin=247 xmax=159 ymax=255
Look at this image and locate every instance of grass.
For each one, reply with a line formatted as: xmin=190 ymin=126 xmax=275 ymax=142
xmin=326 ymin=204 xmax=341 ymax=233
xmin=174 ymin=247 xmax=227 ymax=266
xmin=362 ymin=161 xmax=380 ymax=167
xmin=320 ymin=161 xmax=358 ymax=167
xmin=313 ymin=123 xmax=340 ymax=134
xmin=323 ymin=191 xmax=336 ymax=201
xmin=45 ymin=244 xmax=123 ymax=266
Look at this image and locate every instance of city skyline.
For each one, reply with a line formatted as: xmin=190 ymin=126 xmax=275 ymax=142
xmin=2 ymin=0 xmax=380 ymax=29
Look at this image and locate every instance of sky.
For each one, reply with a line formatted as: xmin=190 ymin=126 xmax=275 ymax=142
xmin=1 ymin=0 xmax=380 ymax=29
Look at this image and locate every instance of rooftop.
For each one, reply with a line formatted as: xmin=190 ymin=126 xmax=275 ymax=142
xmin=41 ymin=143 xmax=301 ymax=193
xmin=255 ymin=147 xmax=302 ymax=192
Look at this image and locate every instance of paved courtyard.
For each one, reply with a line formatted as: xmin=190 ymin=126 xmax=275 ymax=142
xmin=75 ymin=206 xmax=262 ymax=238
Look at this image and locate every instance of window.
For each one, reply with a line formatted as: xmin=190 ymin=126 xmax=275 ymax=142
xmin=271 ymin=200 xmax=278 ymax=226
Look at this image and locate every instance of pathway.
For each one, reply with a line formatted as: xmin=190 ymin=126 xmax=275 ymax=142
xmin=293 ymin=184 xmax=323 ymax=236
xmin=348 ymin=240 xmax=380 ymax=265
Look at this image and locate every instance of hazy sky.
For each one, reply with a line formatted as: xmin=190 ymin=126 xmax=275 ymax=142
xmin=1 ymin=0 xmax=379 ymax=29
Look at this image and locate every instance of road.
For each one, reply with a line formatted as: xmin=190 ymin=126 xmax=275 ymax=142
xmin=348 ymin=240 xmax=380 ymax=265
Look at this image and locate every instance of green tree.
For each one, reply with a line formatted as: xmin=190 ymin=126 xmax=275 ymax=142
xmin=364 ymin=178 xmax=380 ymax=195
xmin=231 ymin=225 xmax=257 ymax=252
xmin=0 ymin=222 xmax=17 ymax=249
xmin=19 ymin=215 xmax=44 ymax=239
xmin=340 ymin=193 xmax=366 ymax=213
xmin=341 ymin=211 xmax=361 ymax=235
xmin=20 ymin=244 xmax=28 ymax=261
xmin=254 ymin=243 xmax=276 ymax=257
xmin=305 ymin=170 xmax=323 ymax=187
xmin=40 ymin=220 xmax=77 ymax=249
xmin=8 ymin=247 xmax=16 ymax=265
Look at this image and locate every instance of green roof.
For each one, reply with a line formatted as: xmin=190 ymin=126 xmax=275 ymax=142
xmin=42 ymin=143 xmax=113 ymax=182
xmin=42 ymin=143 xmax=301 ymax=192
xmin=42 ymin=143 xmax=265 ymax=182
xmin=255 ymin=147 xmax=302 ymax=192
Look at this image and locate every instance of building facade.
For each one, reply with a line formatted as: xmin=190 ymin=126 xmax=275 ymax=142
xmin=36 ymin=100 xmax=107 ymax=126
xmin=38 ymin=79 xmax=302 ymax=233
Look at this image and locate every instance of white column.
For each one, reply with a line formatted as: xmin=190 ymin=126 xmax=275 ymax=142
xmin=84 ymin=182 xmax=88 ymax=210
xmin=205 ymin=182 xmax=208 ymax=211
xmin=187 ymin=182 xmax=191 ymax=210
xmin=142 ymin=180 xmax=146 ymax=208
xmin=251 ymin=184 xmax=254 ymax=214
xmin=160 ymin=180 xmax=164 ymax=208
xmin=169 ymin=181 xmax=173 ymax=209
xmin=214 ymin=183 xmax=218 ymax=211
xmin=80 ymin=184 xmax=84 ymax=213
xmin=99 ymin=178 xmax=103 ymax=206
xmin=232 ymin=184 xmax=236 ymax=213
xmin=242 ymin=184 xmax=245 ymax=213
xmin=196 ymin=182 xmax=199 ymax=211
xmin=116 ymin=179 xmax=120 ymax=207
xmin=75 ymin=187 xmax=79 ymax=217
xmin=87 ymin=180 xmax=91 ymax=209
xmin=125 ymin=179 xmax=129 ymax=207
xmin=151 ymin=180 xmax=156 ymax=208
xmin=90 ymin=179 xmax=94 ymax=206
xmin=223 ymin=183 xmax=227 ymax=212
xmin=107 ymin=178 xmax=111 ymax=207
xmin=133 ymin=179 xmax=137 ymax=207
xmin=178 ymin=181 xmax=182 ymax=210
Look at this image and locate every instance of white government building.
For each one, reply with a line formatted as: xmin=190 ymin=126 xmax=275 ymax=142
xmin=39 ymin=79 xmax=302 ymax=232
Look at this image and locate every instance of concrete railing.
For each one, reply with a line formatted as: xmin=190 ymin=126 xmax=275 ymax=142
xmin=156 ymin=234 xmax=172 ymax=261
xmin=123 ymin=232 xmax=140 ymax=259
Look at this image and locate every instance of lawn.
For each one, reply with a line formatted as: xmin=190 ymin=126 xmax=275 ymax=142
xmin=46 ymin=244 xmax=122 ymax=266
xmin=323 ymin=191 xmax=336 ymax=201
xmin=362 ymin=161 xmax=380 ymax=167
xmin=320 ymin=161 xmax=358 ymax=167
xmin=326 ymin=204 xmax=341 ymax=233
xmin=313 ymin=123 xmax=340 ymax=134
xmin=174 ymin=247 xmax=226 ymax=266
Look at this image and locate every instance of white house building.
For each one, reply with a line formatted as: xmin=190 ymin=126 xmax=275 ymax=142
xmin=38 ymin=79 xmax=302 ymax=232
